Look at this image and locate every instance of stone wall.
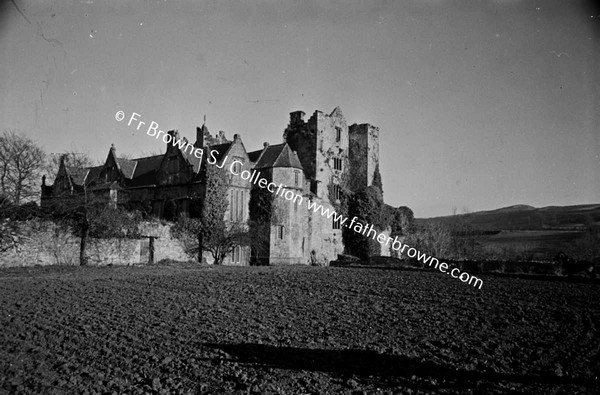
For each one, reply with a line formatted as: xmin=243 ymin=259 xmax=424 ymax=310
xmin=137 ymin=221 xmax=191 ymax=262
xmin=0 ymin=220 xmax=79 ymax=267
xmin=0 ymin=220 xmax=191 ymax=268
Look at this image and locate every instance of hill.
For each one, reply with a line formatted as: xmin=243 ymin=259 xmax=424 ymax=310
xmin=417 ymin=203 xmax=600 ymax=231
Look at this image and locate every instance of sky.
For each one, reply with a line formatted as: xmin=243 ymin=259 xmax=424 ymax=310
xmin=1 ymin=0 xmax=598 ymax=218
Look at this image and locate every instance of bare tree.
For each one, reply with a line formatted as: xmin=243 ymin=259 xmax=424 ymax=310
xmin=405 ymin=221 xmax=452 ymax=266
xmin=0 ymin=130 xmax=46 ymax=205
xmin=47 ymin=186 xmax=141 ymax=266
xmin=449 ymin=207 xmax=480 ymax=260
xmin=43 ymin=149 xmax=95 ymax=184
xmin=174 ymin=218 xmax=249 ymax=265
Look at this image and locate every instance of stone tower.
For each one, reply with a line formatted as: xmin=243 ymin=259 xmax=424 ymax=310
xmin=348 ymin=123 xmax=380 ymax=192
xmin=283 ymin=107 xmax=349 ymax=202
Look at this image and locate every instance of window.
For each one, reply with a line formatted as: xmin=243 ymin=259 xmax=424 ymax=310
xmin=240 ymin=190 xmax=245 ymax=221
xmin=294 ymin=171 xmax=300 ymax=186
xmin=106 ymin=166 xmax=119 ymax=182
xmin=332 ymin=184 xmax=341 ymax=201
xmin=278 ymin=225 xmax=285 ymax=239
xmin=335 ymin=126 xmax=341 ymax=142
xmin=232 ymin=160 xmax=242 ymax=173
xmin=333 ymin=217 xmax=342 ymax=230
xmin=333 ymin=157 xmax=342 ymax=171
xmin=230 ymin=190 xmax=234 ymax=220
xmin=233 ymin=245 xmax=241 ymax=264
xmin=230 ymin=189 xmax=245 ymax=222
xmin=236 ymin=190 xmax=240 ymax=220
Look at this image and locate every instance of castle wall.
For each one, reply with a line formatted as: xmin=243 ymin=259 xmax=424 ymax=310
xmin=268 ymin=167 xmax=305 ymax=265
xmin=349 ymin=123 xmax=380 ymax=192
xmin=304 ymin=196 xmax=344 ymax=265
xmin=284 ymin=113 xmax=317 ymax=185
xmin=310 ymin=109 xmax=350 ymax=201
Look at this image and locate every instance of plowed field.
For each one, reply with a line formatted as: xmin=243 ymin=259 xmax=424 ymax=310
xmin=1 ymin=264 xmax=599 ymax=394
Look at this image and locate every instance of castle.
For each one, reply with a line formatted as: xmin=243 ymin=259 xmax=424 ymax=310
xmin=42 ymin=107 xmax=387 ymax=265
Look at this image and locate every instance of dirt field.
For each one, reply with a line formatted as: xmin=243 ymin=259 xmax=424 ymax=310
xmin=1 ymin=264 xmax=599 ymax=394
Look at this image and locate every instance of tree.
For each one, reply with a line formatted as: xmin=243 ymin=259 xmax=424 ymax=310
xmin=46 ymin=187 xmax=141 ymax=265
xmin=43 ymin=149 xmax=95 ymax=184
xmin=566 ymin=216 xmax=600 ymax=261
xmin=405 ymin=221 xmax=452 ymax=265
xmin=0 ymin=130 xmax=46 ymax=205
xmin=392 ymin=206 xmax=415 ymax=235
xmin=344 ymin=185 xmax=386 ymax=259
xmin=172 ymin=161 xmax=250 ymax=265
xmin=174 ymin=217 xmax=248 ymax=265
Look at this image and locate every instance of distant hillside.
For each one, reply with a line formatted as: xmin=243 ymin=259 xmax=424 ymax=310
xmin=417 ymin=204 xmax=600 ymax=231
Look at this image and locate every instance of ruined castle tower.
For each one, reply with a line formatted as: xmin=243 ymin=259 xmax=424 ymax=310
xmin=283 ymin=107 xmax=350 ymax=202
xmin=348 ymin=123 xmax=380 ymax=193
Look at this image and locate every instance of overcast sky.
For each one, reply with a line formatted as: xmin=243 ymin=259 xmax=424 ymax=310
xmin=1 ymin=0 xmax=598 ymax=217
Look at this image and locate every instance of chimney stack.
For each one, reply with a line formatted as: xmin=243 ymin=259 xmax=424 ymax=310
xmin=290 ymin=110 xmax=306 ymax=127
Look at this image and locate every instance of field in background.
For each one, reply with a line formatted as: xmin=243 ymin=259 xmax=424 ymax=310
xmin=477 ymin=230 xmax=585 ymax=261
xmin=1 ymin=264 xmax=599 ymax=394
xmin=417 ymin=204 xmax=600 ymax=262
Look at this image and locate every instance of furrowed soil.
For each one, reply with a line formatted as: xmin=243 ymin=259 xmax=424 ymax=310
xmin=1 ymin=264 xmax=599 ymax=394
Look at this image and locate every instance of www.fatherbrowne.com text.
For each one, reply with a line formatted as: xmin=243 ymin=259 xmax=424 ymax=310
xmin=116 ymin=110 xmax=483 ymax=289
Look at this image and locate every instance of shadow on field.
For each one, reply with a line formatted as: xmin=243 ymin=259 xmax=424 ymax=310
xmin=204 ymin=343 xmax=598 ymax=387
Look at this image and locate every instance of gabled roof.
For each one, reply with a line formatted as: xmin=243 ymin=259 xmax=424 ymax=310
xmin=180 ymin=149 xmax=202 ymax=174
xmin=128 ymin=154 xmax=163 ymax=187
xmin=65 ymin=166 xmax=87 ymax=186
xmin=66 ymin=165 xmax=103 ymax=187
xmin=115 ymin=158 xmax=137 ymax=179
xmin=247 ymin=149 xmax=262 ymax=163
xmin=208 ymin=142 xmax=233 ymax=164
xmin=87 ymin=166 xmax=103 ymax=184
xmin=253 ymin=143 xmax=303 ymax=170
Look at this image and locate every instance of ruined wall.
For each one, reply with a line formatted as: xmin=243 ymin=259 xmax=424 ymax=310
xmin=281 ymin=108 xmax=350 ymax=265
xmin=348 ymin=123 xmax=380 ymax=193
xmin=310 ymin=108 xmax=349 ymax=201
xmin=283 ymin=111 xmax=317 ymax=187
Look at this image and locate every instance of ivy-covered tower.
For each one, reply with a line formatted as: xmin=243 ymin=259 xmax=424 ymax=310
xmin=348 ymin=123 xmax=380 ymax=193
